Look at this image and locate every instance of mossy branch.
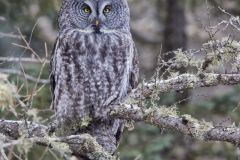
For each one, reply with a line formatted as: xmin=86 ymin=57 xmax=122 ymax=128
xmin=0 ymin=120 xmax=116 ymax=160
xmin=2 ymin=101 xmax=240 ymax=160
xmin=109 ymin=104 xmax=240 ymax=146
xmin=131 ymin=73 xmax=240 ymax=100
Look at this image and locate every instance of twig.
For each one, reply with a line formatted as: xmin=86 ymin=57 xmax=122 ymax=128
xmin=0 ymin=57 xmax=49 ymax=64
xmin=0 ymin=69 xmax=49 ymax=84
xmin=29 ymin=60 xmax=48 ymax=108
xmin=12 ymin=28 xmax=42 ymax=62
xmin=0 ymin=32 xmax=23 ymax=39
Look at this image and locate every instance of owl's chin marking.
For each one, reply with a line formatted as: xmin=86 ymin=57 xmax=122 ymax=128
xmin=73 ymin=28 xmax=117 ymax=34
xmin=94 ymin=30 xmax=102 ymax=34
xmin=74 ymin=29 xmax=94 ymax=34
xmin=92 ymin=24 xmax=101 ymax=34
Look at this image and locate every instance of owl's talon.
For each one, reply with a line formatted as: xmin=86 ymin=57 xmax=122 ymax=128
xmin=47 ymin=120 xmax=58 ymax=135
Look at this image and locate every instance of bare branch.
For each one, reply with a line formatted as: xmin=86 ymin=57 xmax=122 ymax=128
xmin=0 ymin=69 xmax=49 ymax=84
xmin=0 ymin=32 xmax=23 ymax=39
xmin=0 ymin=57 xmax=49 ymax=64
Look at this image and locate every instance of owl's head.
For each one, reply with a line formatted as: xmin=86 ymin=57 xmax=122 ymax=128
xmin=59 ymin=0 xmax=130 ymax=34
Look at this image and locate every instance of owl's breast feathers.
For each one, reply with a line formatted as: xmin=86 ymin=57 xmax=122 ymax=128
xmin=50 ymin=29 xmax=138 ymax=124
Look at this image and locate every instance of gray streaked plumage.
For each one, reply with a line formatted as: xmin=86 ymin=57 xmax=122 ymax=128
xmin=50 ymin=0 xmax=138 ymax=154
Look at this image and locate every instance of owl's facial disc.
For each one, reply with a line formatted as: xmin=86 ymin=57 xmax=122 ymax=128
xmin=63 ymin=0 xmax=130 ymax=33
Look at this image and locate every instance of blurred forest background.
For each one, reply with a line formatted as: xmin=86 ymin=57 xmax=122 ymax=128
xmin=1 ymin=0 xmax=240 ymax=160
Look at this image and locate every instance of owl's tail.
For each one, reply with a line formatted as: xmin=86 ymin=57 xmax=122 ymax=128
xmin=89 ymin=118 xmax=125 ymax=155
xmin=57 ymin=118 xmax=125 ymax=158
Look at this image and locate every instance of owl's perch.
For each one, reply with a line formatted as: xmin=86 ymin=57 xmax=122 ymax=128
xmin=1 ymin=103 xmax=240 ymax=159
xmin=109 ymin=104 xmax=240 ymax=146
xmin=1 ymin=72 xmax=240 ymax=159
xmin=0 ymin=120 xmax=115 ymax=159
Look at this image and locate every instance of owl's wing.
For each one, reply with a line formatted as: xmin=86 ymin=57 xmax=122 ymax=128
xmin=50 ymin=38 xmax=59 ymax=109
xmin=129 ymin=44 xmax=139 ymax=89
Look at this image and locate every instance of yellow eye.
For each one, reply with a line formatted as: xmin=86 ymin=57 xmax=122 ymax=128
xmin=83 ymin=6 xmax=91 ymax=13
xmin=103 ymin=5 xmax=111 ymax=13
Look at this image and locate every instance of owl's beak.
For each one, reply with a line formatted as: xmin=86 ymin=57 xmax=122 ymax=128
xmin=92 ymin=19 xmax=101 ymax=33
xmin=92 ymin=18 xmax=100 ymax=27
xmin=95 ymin=20 xmax=99 ymax=27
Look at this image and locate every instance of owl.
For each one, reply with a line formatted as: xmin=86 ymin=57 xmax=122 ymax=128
xmin=50 ymin=0 xmax=138 ymax=154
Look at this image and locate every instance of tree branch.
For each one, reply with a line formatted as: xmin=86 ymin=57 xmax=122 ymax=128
xmin=0 ymin=32 xmax=23 ymax=39
xmin=1 ymin=102 xmax=240 ymax=159
xmin=0 ymin=69 xmax=49 ymax=84
xmin=109 ymin=104 xmax=240 ymax=146
xmin=131 ymin=73 xmax=240 ymax=99
xmin=0 ymin=57 xmax=49 ymax=64
xmin=0 ymin=120 xmax=47 ymax=139
xmin=0 ymin=120 xmax=115 ymax=160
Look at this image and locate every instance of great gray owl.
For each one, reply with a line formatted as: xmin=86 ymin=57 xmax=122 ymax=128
xmin=50 ymin=0 xmax=138 ymax=154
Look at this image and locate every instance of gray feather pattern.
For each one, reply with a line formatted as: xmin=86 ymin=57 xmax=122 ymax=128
xmin=51 ymin=0 xmax=138 ymax=154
